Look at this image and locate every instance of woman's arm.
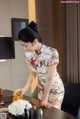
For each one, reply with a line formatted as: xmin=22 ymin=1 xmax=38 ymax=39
xmin=41 ymin=63 xmax=58 ymax=108
xmin=13 ymin=64 xmax=37 ymax=96
xmin=22 ymin=64 xmax=37 ymax=94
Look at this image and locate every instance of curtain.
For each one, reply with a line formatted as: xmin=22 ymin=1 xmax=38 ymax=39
xmin=66 ymin=4 xmax=80 ymax=83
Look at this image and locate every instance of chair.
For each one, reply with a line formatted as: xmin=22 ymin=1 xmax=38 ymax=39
xmin=77 ymin=107 xmax=80 ymax=119
xmin=61 ymin=83 xmax=80 ymax=117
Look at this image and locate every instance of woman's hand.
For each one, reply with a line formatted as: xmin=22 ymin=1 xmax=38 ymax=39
xmin=13 ymin=88 xmax=25 ymax=101
xmin=41 ymin=100 xmax=52 ymax=109
xmin=13 ymin=88 xmax=24 ymax=96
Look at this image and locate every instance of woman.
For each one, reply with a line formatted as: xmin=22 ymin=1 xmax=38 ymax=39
xmin=14 ymin=21 xmax=64 ymax=109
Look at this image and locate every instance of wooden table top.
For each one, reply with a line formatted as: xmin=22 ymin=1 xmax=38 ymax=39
xmin=0 ymin=90 xmax=77 ymax=119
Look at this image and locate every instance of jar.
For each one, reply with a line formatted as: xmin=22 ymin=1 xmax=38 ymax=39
xmin=29 ymin=106 xmax=43 ymax=119
xmin=0 ymin=88 xmax=3 ymax=96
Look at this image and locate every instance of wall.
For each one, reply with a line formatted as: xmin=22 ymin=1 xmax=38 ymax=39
xmin=35 ymin=0 xmax=54 ymax=47
xmin=0 ymin=0 xmax=31 ymax=96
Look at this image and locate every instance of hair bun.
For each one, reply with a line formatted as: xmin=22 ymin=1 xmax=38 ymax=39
xmin=28 ymin=21 xmax=38 ymax=31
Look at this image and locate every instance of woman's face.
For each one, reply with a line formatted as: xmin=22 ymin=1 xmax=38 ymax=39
xmin=20 ymin=40 xmax=37 ymax=52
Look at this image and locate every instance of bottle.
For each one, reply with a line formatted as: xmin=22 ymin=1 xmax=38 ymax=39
xmin=24 ymin=108 xmax=30 ymax=119
xmin=0 ymin=88 xmax=3 ymax=96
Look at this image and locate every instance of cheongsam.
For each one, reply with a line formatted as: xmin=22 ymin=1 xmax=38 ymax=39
xmin=25 ymin=44 xmax=64 ymax=109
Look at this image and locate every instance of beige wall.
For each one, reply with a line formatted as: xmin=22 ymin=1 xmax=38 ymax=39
xmin=0 ymin=0 xmax=28 ymax=36
xmin=0 ymin=0 xmax=31 ymax=96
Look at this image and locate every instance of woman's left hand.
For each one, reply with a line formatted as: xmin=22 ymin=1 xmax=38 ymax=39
xmin=41 ymin=100 xmax=52 ymax=109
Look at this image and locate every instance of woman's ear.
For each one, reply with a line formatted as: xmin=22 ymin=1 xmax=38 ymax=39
xmin=33 ymin=39 xmax=38 ymax=45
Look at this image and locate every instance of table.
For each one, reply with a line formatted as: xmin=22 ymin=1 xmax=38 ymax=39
xmin=0 ymin=90 xmax=40 ymax=107
xmin=0 ymin=90 xmax=77 ymax=119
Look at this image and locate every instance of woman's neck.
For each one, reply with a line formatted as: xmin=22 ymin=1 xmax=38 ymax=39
xmin=36 ymin=43 xmax=42 ymax=53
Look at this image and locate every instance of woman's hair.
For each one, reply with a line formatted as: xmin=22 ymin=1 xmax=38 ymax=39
xmin=18 ymin=21 xmax=42 ymax=43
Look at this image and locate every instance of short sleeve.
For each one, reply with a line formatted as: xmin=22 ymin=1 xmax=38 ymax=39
xmin=49 ymin=49 xmax=59 ymax=66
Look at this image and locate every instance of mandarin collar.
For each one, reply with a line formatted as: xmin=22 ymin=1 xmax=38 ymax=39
xmin=35 ymin=44 xmax=46 ymax=55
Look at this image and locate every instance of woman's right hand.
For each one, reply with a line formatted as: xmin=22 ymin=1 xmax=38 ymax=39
xmin=13 ymin=88 xmax=24 ymax=96
xmin=13 ymin=88 xmax=25 ymax=101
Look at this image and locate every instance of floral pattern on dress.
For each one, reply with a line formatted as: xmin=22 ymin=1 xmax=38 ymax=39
xmin=25 ymin=45 xmax=59 ymax=73
xmin=25 ymin=44 xmax=64 ymax=109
